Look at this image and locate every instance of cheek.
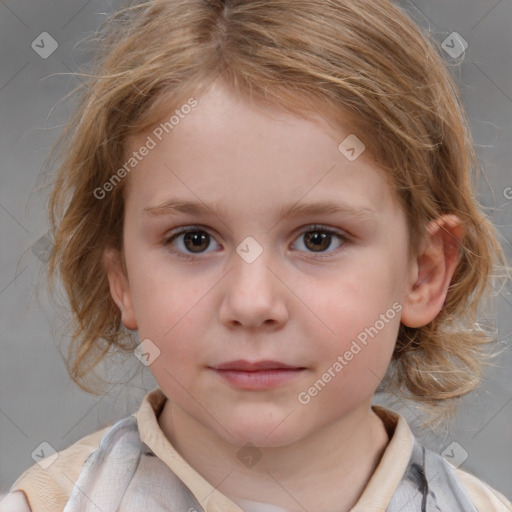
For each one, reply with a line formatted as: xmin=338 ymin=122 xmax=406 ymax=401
xmin=125 ymin=256 xmax=219 ymax=370
xmin=301 ymin=260 xmax=402 ymax=385
xmin=307 ymin=264 xmax=401 ymax=338
xmin=301 ymin=315 xmax=400 ymax=416
xmin=125 ymin=241 xmax=208 ymax=336
xmin=133 ymin=288 xmax=208 ymax=363
xmin=131 ymin=273 xmax=208 ymax=396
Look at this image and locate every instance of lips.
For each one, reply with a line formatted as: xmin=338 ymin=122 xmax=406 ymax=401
xmin=211 ymin=359 xmax=303 ymax=371
xmin=209 ymin=360 xmax=306 ymax=390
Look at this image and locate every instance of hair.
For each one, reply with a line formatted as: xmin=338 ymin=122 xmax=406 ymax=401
xmin=46 ymin=0 xmax=507 ymax=426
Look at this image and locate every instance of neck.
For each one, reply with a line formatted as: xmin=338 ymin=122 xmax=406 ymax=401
xmin=158 ymin=400 xmax=390 ymax=512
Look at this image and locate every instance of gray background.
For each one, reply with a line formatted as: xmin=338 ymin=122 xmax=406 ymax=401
xmin=1 ymin=0 xmax=511 ymax=503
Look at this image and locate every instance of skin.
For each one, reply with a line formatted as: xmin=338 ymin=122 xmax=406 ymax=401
xmin=105 ymin=82 xmax=464 ymax=512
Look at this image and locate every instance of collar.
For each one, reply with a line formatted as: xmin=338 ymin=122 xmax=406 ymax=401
xmin=136 ymin=388 xmax=415 ymax=512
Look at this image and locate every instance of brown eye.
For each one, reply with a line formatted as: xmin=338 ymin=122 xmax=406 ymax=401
xmin=164 ymin=227 xmax=221 ymax=258
xmin=292 ymin=226 xmax=347 ymax=256
xmin=182 ymin=231 xmax=210 ymax=253
xmin=303 ymin=231 xmax=332 ymax=252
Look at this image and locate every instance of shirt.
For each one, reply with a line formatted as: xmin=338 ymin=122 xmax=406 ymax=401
xmin=2 ymin=388 xmax=511 ymax=512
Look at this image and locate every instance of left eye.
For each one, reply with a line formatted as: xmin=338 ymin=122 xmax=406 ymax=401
xmin=292 ymin=226 xmax=347 ymax=255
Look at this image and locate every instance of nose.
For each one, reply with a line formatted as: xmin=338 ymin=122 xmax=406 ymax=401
xmin=218 ymin=247 xmax=289 ymax=330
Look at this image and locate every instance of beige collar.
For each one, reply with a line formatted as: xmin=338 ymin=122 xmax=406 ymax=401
xmin=137 ymin=388 xmax=414 ymax=512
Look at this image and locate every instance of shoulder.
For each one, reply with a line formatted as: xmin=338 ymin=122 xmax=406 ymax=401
xmin=1 ymin=424 xmax=112 ymax=512
xmin=372 ymin=405 xmax=512 ymax=512
xmin=453 ymin=467 xmax=512 ymax=512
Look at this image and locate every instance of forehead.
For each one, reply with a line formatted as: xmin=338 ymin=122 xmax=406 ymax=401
xmin=123 ymin=84 xmax=400 ymax=220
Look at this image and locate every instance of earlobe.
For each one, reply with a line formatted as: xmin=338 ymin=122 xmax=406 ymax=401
xmin=103 ymin=247 xmax=138 ymax=331
xmin=401 ymin=215 xmax=464 ymax=328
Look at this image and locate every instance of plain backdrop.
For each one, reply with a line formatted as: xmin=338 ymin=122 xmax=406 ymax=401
xmin=1 ymin=0 xmax=511 ymax=502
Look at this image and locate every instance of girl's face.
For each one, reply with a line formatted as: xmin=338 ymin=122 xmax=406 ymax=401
xmin=110 ymin=83 xmax=417 ymax=447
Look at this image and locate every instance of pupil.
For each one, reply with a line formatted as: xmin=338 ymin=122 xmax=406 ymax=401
xmin=305 ymin=232 xmax=330 ymax=252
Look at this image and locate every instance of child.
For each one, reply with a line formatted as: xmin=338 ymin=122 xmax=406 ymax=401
xmin=2 ymin=0 xmax=511 ymax=510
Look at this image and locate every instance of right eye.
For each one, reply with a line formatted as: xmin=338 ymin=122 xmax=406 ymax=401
xmin=163 ymin=226 xmax=222 ymax=260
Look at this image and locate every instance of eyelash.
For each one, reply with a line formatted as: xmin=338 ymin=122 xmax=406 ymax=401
xmin=162 ymin=224 xmax=350 ymax=261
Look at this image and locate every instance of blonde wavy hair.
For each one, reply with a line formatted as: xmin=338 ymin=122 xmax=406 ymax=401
xmin=47 ymin=0 xmax=506 ymax=425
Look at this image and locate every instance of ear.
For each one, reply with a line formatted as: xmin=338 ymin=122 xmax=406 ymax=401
xmin=401 ymin=215 xmax=465 ymax=328
xmin=103 ymin=247 xmax=138 ymax=331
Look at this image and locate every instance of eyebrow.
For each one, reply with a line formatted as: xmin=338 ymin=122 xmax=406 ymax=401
xmin=144 ymin=198 xmax=375 ymax=221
